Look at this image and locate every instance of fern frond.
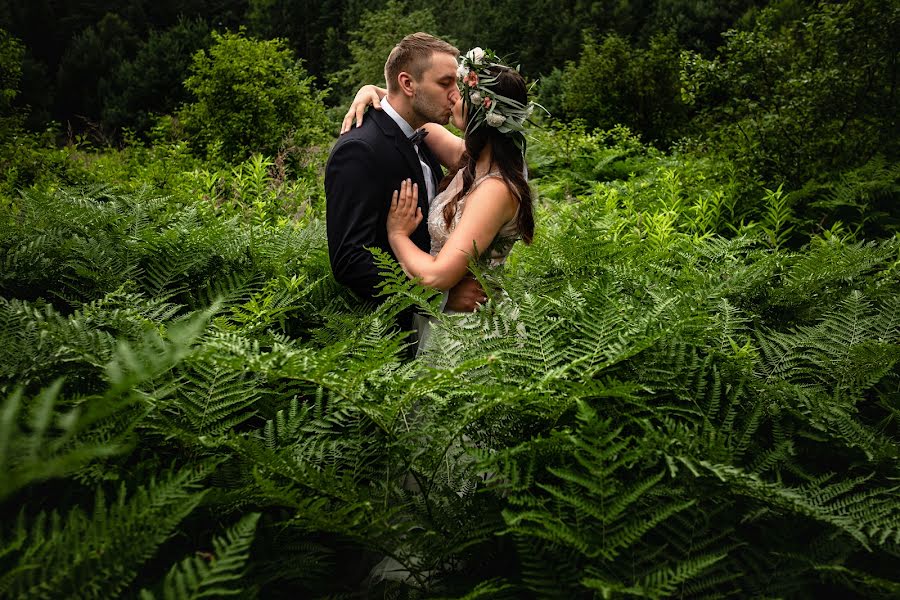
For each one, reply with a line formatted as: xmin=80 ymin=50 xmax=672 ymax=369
xmin=197 ymin=269 xmax=266 ymax=312
xmin=104 ymin=306 xmax=215 ymax=393
xmin=813 ymin=564 xmax=900 ymax=597
xmin=0 ymin=297 xmax=117 ymax=392
xmin=140 ymin=237 xmax=211 ymax=300
xmin=676 ymin=458 xmax=900 ymax=550
xmin=512 ymin=536 xmax=582 ymax=599
xmin=372 ymin=247 xmax=443 ymax=316
xmin=0 ymin=381 xmax=137 ymax=501
xmin=139 ymin=512 xmax=260 ymax=600
xmin=161 ymin=360 xmax=259 ymax=436
xmin=1 ymin=462 xmax=215 ymax=599
xmin=582 ymin=551 xmax=727 ymax=599
xmin=429 ymin=578 xmax=518 ymax=600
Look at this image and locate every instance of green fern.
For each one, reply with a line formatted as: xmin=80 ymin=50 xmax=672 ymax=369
xmin=0 ymin=462 xmax=215 ymax=599
xmin=499 ymin=402 xmax=714 ymax=596
xmin=1 ymin=117 xmax=899 ymax=599
xmin=0 ymin=381 xmax=135 ymax=501
xmin=139 ymin=512 xmax=260 ymax=600
xmin=582 ymin=552 xmax=727 ymax=599
xmin=160 ymin=360 xmax=260 ymax=436
xmin=673 ymin=458 xmax=900 ymax=550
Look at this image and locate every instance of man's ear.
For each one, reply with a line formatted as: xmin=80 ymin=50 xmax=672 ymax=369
xmin=397 ymin=72 xmax=416 ymax=98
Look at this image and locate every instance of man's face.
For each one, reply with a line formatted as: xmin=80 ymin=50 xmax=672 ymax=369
xmin=410 ymin=52 xmax=460 ymax=126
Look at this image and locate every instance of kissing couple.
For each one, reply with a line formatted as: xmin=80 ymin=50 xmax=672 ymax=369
xmin=325 ymin=32 xmax=539 ymax=354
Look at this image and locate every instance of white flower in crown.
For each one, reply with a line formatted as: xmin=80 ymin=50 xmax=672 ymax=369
xmin=485 ymin=112 xmax=507 ymax=127
xmin=465 ymin=47 xmax=485 ymax=64
xmin=457 ymin=63 xmax=470 ymax=79
xmin=469 ymin=91 xmax=482 ymax=105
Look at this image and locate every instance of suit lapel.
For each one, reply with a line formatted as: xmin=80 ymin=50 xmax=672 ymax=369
xmin=371 ymin=110 xmax=430 ymax=215
xmin=395 ymin=138 xmax=428 ymax=197
xmin=419 ymin=144 xmax=443 ymax=191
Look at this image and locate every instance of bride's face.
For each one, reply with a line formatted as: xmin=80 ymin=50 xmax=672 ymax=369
xmin=451 ymin=98 xmax=466 ymax=130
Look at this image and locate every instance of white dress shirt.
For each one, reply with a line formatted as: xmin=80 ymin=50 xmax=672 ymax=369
xmin=381 ymin=97 xmax=436 ymax=201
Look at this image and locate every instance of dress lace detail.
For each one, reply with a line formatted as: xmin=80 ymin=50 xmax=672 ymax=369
xmin=428 ymin=170 xmax=520 ymax=267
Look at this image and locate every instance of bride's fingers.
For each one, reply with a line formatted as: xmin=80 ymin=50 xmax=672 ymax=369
xmin=401 ymin=180 xmax=412 ymax=214
xmin=354 ymin=103 xmax=366 ymax=129
xmin=404 ymin=183 xmax=418 ymax=216
xmin=392 ymin=179 xmax=420 ymax=221
xmin=369 ymin=89 xmax=382 ymax=111
xmin=394 ymin=181 xmax=409 ymax=215
xmin=340 ymin=112 xmax=351 ymax=135
xmin=340 ymin=88 xmax=384 ymax=134
xmin=340 ymin=103 xmax=366 ymax=135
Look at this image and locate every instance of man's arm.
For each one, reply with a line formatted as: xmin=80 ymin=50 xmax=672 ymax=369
xmin=325 ymin=138 xmax=385 ymax=300
xmin=446 ymin=275 xmax=486 ymax=312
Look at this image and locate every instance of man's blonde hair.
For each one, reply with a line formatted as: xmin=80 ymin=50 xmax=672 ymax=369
xmin=384 ymin=32 xmax=459 ymax=93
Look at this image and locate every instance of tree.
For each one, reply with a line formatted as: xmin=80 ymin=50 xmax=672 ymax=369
xmin=0 ymin=28 xmax=23 ymax=128
xmin=681 ymin=0 xmax=900 ymax=186
xmin=328 ymin=0 xmax=443 ymax=102
xmin=54 ymin=13 xmax=140 ymax=135
xmin=103 ymin=18 xmax=211 ymax=137
xmin=178 ymin=30 xmax=329 ymax=163
xmin=244 ymin=0 xmax=353 ymax=80
xmin=562 ymin=32 xmax=687 ymax=146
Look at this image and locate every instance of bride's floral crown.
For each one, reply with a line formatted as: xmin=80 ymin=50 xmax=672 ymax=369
xmin=456 ymin=47 xmax=544 ymax=145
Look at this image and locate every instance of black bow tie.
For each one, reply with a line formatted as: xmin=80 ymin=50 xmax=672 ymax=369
xmin=408 ymin=128 xmax=428 ymax=147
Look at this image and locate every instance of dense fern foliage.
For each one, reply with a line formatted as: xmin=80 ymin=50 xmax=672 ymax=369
xmin=2 ymin=2 xmax=897 ymax=595
xmin=1 ymin=125 xmax=899 ymax=599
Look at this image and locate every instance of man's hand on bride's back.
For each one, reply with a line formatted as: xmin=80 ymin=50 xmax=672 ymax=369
xmin=446 ymin=275 xmax=488 ymax=312
xmin=340 ymin=85 xmax=387 ymax=134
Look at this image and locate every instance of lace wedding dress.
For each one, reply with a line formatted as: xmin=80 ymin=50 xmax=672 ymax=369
xmin=428 ymin=170 xmax=519 ymax=266
xmin=415 ymin=169 xmax=520 ymax=353
xmin=363 ymin=173 xmax=519 ymax=588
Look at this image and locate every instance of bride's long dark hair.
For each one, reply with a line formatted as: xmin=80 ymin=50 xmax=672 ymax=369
xmin=438 ymin=65 xmax=534 ymax=244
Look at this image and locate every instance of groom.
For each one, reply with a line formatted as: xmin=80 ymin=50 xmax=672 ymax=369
xmin=325 ymin=32 xmax=484 ymax=329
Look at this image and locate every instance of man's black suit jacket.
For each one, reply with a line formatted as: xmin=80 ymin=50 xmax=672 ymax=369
xmin=325 ymin=108 xmax=442 ymax=301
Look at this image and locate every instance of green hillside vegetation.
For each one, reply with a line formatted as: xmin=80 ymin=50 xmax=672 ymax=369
xmin=1 ymin=0 xmax=899 ymax=597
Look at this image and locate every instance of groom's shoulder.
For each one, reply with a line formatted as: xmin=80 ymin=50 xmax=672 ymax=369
xmin=331 ymin=116 xmax=386 ymax=153
xmin=328 ymin=114 xmax=395 ymax=168
xmin=326 ymin=120 xmax=386 ymax=182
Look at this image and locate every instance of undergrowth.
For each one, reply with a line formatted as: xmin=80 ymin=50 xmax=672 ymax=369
xmin=1 ymin=126 xmax=898 ymax=599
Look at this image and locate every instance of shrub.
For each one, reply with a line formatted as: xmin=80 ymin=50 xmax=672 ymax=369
xmin=562 ymin=32 xmax=688 ymax=146
xmin=179 ymin=31 xmax=330 ymax=163
xmin=681 ymin=0 xmax=900 ymax=189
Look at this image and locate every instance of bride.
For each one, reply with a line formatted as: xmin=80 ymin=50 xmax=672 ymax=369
xmin=344 ymin=48 xmax=537 ymax=348
xmin=350 ymin=51 xmax=537 ymax=586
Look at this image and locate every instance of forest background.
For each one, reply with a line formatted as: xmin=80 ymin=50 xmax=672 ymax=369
xmin=1 ymin=0 xmax=899 ymax=598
